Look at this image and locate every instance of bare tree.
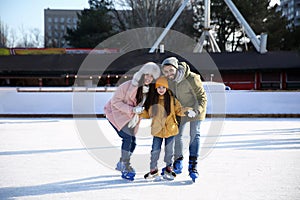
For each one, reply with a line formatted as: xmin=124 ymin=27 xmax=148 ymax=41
xmin=114 ymin=0 xmax=185 ymax=29
xmin=16 ymin=25 xmax=43 ymax=47
xmin=111 ymin=0 xmax=195 ymax=46
xmin=8 ymin=29 xmax=17 ymax=48
xmin=31 ymin=28 xmax=43 ymax=47
xmin=18 ymin=25 xmax=31 ymax=47
xmin=1 ymin=20 xmax=44 ymax=48
xmin=0 ymin=20 xmax=9 ymax=47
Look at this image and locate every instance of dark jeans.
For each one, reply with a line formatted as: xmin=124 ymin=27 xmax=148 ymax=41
xmin=109 ymin=121 xmax=136 ymax=160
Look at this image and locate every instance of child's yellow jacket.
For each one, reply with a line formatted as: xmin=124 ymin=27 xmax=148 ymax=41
xmin=140 ymin=95 xmax=189 ymax=138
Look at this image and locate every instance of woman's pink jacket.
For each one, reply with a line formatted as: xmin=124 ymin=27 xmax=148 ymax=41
xmin=104 ymin=80 xmax=140 ymax=134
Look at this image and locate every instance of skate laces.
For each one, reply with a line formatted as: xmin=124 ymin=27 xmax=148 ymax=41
xmin=122 ymin=162 xmax=135 ymax=173
xmin=188 ymin=161 xmax=198 ymax=173
xmin=166 ymin=166 xmax=176 ymax=175
xmin=150 ymin=169 xmax=158 ymax=175
xmin=174 ymin=156 xmax=183 ymax=165
xmin=126 ymin=165 xmax=135 ymax=172
xmin=159 ymin=165 xmax=177 ymax=180
xmin=116 ymin=161 xmax=126 ymax=171
xmin=166 ymin=166 xmax=172 ymax=173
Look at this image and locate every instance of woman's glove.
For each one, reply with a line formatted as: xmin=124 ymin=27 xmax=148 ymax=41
xmin=128 ymin=114 xmax=139 ymax=128
xmin=132 ymin=106 xmax=144 ymax=114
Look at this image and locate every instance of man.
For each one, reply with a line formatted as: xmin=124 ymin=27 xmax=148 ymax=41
xmin=161 ymin=57 xmax=207 ymax=182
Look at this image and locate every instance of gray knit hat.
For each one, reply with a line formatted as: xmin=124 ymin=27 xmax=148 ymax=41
xmin=161 ymin=57 xmax=179 ymax=69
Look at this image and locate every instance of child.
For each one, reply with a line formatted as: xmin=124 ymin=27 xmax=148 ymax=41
xmin=140 ymin=76 xmax=191 ymax=180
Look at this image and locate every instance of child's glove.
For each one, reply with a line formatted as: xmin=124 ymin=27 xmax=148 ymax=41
xmin=187 ymin=110 xmax=197 ymax=118
xmin=132 ymin=106 xmax=144 ymax=114
xmin=128 ymin=114 xmax=139 ymax=128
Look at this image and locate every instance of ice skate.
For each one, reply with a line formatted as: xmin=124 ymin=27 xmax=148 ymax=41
xmin=188 ymin=157 xmax=198 ymax=182
xmin=121 ymin=161 xmax=136 ymax=181
xmin=161 ymin=166 xmax=176 ymax=180
xmin=173 ymin=156 xmax=183 ymax=174
xmin=115 ymin=159 xmax=126 ymax=171
xmin=144 ymin=169 xmax=159 ymax=180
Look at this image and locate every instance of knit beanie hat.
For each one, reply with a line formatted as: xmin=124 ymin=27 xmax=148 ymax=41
xmin=155 ymin=76 xmax=169 ymax=89
xmin=161 ymin=57 xmax=179 ymax=69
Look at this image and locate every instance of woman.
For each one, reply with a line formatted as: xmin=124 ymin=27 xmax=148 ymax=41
xmin=104 ymin=62 xmax=160 ymax=181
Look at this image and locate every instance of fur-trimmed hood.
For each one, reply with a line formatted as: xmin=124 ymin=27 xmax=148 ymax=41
xmin=132 ymin=62 xmax=161 ymax=86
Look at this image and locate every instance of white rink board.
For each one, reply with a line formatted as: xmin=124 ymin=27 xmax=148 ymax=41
xmin=0 ymin=86 xmax=300 ymax=115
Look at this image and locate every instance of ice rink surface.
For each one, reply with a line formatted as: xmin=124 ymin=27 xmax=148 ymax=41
xmin=0 ymin=118 xmax=299 ymax=200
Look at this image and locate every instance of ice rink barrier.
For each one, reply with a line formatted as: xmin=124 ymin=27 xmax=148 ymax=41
xmin=0 ymin=82 xmax=300 ymax=117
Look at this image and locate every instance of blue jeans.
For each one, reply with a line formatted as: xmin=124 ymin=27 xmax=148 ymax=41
xmin=150 ymin=136 xmax=174 ymax=170
xmin=174 ymin=120 xmax=201 ymax=159
xmin=109 ymin=121 xmax=136 ymax=160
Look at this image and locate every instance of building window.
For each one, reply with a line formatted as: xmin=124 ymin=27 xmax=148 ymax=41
xmin=286 ymin=71 xmax=300 ymax=89
xmin=260 ymin=72 xmax=281 ymax=89
xmin=60 ymin=17 xmax=65 ymax=23
xmin=54 ymin=17 xmax=58 ymax=23
xmin=48 ymin=17 xmax=52 ymax=22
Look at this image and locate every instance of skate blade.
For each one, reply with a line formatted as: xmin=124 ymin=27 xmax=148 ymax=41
xmin=189 ymin=174 xmax=198 ymax=183
xmin=122 ymin=176 xmax=134 ymax=181
xmin=174 ymin=169 xmax=182 ymax=174
xmin=145 ymin=175 xmax=161 ymax=182
xmin=122 ymin=173 xmax=135 ymax=181
xmin=162 ymin=174 xmax=175 ymax=180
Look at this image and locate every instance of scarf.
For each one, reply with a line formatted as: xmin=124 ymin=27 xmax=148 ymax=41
xmin=174 ymin=65 xmax=185 ymax=83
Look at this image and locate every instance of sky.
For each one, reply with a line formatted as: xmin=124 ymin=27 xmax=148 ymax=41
xmin=0 ymin=0 xmax=89 ymax=36
xmin=0 ymin=0 xmax=281 ymax=44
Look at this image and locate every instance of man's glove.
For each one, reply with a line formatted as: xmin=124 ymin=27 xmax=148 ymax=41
xmin=132 ymin=106 xmax=144 ymax=114
xmin=128 ymin=114 xmax=139 ymax=128
xmin=187 ymin=110 xmax=197 ymax=118
xmin=142 ymin=85 xmax=149 ymax=93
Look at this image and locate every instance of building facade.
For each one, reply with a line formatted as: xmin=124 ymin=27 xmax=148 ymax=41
xmin=280 ymin=0 xmax=300 ymax=27
xmin=44 ymin=9 xmax=81 ymax=48
xmin=0 ymin=50 xmax=299 ymax=89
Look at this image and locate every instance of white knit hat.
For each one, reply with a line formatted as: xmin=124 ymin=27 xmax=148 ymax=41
xmin=132 ymin=62 xmax=161 ymax=86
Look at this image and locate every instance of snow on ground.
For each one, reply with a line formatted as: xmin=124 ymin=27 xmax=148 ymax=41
xmin=0 ymin=118 xmax=299 ymax=200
